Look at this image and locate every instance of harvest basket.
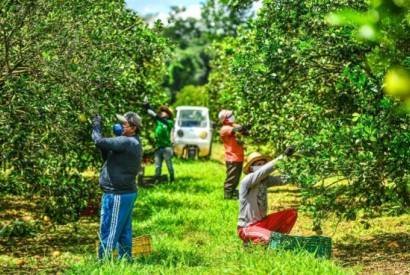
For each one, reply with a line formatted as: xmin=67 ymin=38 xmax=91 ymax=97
xmin=269 ymin=232 xmax=332 ymax=259
xmin=96 ymin=235 xmax=152 ymax=257
xmin=132 ymin=235 xmax=152 ymax=256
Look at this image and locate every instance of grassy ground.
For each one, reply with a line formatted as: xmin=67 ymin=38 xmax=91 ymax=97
xmin=66 ymin=160 xmax=352 ymax=275
xmin=1 ymin=147 xmax=409 ymax=274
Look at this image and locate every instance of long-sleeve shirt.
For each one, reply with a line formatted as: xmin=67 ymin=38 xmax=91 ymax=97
xmin=147 ymin=109 xmax=174 ymax=148
xmin=92 ymin=125 xmax=142 ymax=194
xmin=238 ymin=156 xmax=287 ymax=228
xmin=220 ymin=124 xmax=244 ymax=162
xmin=154 ymin=119 xmax=174 ymax=148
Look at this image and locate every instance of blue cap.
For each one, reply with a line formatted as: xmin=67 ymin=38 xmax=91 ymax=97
xmin=112 ymin=123 xmax=123 ymax=136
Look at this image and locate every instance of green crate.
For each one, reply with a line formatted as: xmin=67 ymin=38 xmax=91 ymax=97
xmin=269 ymin=232 xmax=332 ymax=259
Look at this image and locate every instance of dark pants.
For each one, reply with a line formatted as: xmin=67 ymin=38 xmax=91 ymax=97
xmin=224 ymin=161 xmax=243 ymax=199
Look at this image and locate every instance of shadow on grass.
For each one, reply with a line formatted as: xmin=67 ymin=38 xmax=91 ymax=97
xmin=268 ymin=187 xmax=301 ymax=210
xmin=140 ymin=175 xmax=215 ymax=194
xmin=334 ymin=232 xmax=410 ymax=269
xmin=0 ymin=219 xmax=98 ymax=258
xmin=132 ymin=183 xmax=208 ymax=221
xmin=0 ymin=195 xmax=41 ymax=220
xmin=204 ymin=158 xmax=225 ymax=165
xmin=0 ymin=196 xmax=98 ymax=262
xmin=134 ymin=196 xmax=185 ymax=221
xmin=267 ymin=188 xmax=301 ymax=195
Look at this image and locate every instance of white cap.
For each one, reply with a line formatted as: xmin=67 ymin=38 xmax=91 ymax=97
xmin=218 ymin=110 xmax=233 ymax=122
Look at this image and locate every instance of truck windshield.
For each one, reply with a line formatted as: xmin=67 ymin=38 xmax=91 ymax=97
xmin=178 ymin=110 xmax=208 ymax=128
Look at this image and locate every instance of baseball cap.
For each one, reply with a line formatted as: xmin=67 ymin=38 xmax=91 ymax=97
xmin=116 ymin=112 xmax=142 ymax=128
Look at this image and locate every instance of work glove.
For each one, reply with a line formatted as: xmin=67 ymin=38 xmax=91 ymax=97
xmin=147 ymin=109 xmax=156 ymax=117
xmin=143 ymin=101 xmax=151 ymax=110
xmin=143 ymin=96 xmax=152 ymax=111
xmin=284 ymin=146 xmax=296 ymax=156
xmin=92 ymin=114 xmax=102 ymax=128
xmin=233 ymin=125 xmax=249 ymax=135
xmin=240 ymin=124 xmax=251 ymax=136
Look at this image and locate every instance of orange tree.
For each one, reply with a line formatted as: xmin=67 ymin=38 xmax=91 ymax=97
xmin=207 ymin=0 xmax=410 ymax=228
xmin=0 ymin=0 xmax=168 ymax=223
xmin=326 ymin=0 xmax=410 ymax=106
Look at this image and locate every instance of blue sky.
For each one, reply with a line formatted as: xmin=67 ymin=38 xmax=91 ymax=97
xmin=125 ymin=0 xmax=262 ymax=23
xmin=125 ymin=0 xmax=203 ymax=17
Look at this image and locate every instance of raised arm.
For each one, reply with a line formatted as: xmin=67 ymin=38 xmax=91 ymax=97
xmin=244 ymin=155 xmax=284 ymax=190
xmin=265 ymin=146 xmax=295 ymax=187
xmin=143 ymin=102 xmax=169 ymax=125
xmin=149 ymin=109 xmax=169 ymax=124
xmin=241 ymin=146 xmax=296 ymax=192
xmin=232 ymin=124 xmax=251 ymax=136
xmin=91 ymin=115 xmax=126 ymax=152
xmin=221 ymin=124 xmax=249 ymax=137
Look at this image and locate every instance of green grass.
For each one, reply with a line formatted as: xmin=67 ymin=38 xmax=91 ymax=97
xmin=66 ymin=160 xmax=354 ymax=275
xmin=2 ymin=157 xmax=409 ymax=273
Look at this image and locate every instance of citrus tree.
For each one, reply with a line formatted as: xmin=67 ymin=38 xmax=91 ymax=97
xmin=207 ymin=0 xmax=410 ymax=228
xmin=0 ymin=0 xmax=169 ymax=223
xmin=173 ymin=85 xmax=209 ymax=107
xmin=326 ymin=0 xmax=410 ymax=107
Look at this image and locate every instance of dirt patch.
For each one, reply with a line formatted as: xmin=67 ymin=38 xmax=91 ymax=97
xmin=268 ymin=185 xmax=410 ymax=275
xmin=0 ymin=196 xmax=98 ymax=274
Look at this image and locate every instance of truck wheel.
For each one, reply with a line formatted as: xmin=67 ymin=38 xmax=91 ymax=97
xmin=204 ymin=142 xmax=212 ymax=160
xmin=188 ymin=146 xmax=197 ymax=160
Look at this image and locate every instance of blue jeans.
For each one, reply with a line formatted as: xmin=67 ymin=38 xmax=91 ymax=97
xmin=155 ymin=147 xmax=174 ymax=179
xmin=98 ymin=192 xmax=137 ymax=260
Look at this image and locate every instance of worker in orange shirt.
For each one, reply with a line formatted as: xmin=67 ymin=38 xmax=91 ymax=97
xmin=218 ymin=110 xmax=250 ymax=200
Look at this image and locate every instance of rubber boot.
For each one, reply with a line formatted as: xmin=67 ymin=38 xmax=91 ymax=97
xmin=224 ymin=190 xmax=234 ymax=200
xmin=232 ymin=189 xmax=239 ymax=200
xmin=153 ymin=175 xmax=160 ymax=185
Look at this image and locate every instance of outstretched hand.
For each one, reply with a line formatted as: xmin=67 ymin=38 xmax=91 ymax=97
xmin=143 ymin=96 xmax=152 ymax=110
xmin=284 ymin=146 xmax=296 ymax=156
xmin=143 ymin=101 xmax=151 ymax=110
xmin=92 ymin=114 xmax=102 ymax=128
xmin=233 ymin=124 xmax=250 ymax=136
xmin=240 ymin=124 xmax=251 ymax=135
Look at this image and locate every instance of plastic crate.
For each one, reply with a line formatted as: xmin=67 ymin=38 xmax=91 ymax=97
xmin=96 ymin=235 xmax=152 ymax=257
xmin=269 ymin=232 xmax=332 ymax=259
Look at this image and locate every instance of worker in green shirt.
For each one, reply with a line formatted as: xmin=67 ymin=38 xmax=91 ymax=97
xmin=143 ymin=101 xmax=175 ymax=183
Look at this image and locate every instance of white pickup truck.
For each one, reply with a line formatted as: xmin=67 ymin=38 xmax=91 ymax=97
xmin=173 ymin=106 xmax=213 ymax=159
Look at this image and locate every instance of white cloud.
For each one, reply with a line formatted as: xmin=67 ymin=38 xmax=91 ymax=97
xmin=141 ymin=5 xmax=157 ymax=14
xmin=145 ymin=4 xmax=202 ymax=26
xmin=252 ymin=1 xmax=262 ymax=13
xmin=178 ymin=4 xmax=202 ymax=20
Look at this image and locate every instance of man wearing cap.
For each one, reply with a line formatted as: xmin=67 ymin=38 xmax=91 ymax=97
xmin=143 ymin=102 xmax=175 ymax=183
xmin=218 ymin=110 xmax=249 ymax=200
xmin=237 ymin=147 xmax=298 ymax=244
xmin=92 ymin=112 xmax=142 ymax=260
